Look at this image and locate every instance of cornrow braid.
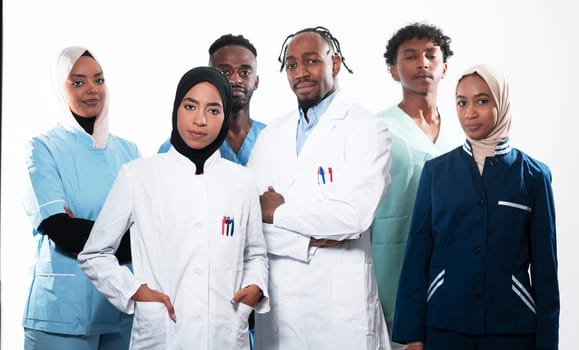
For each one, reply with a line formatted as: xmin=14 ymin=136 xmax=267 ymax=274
xmin=277 ymin=26 xmax=353 ymax=74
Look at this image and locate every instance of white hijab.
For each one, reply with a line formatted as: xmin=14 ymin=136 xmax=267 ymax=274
xmin=52 ymin=46 xmax=109 ymax=148
xmin=457 ymin=64 xmax=511 ymax=174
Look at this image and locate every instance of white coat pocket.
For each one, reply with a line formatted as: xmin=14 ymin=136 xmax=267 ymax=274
xmin=331 ymin=263 xmax=367 ymax=331
xmin=132 ymin=301 xmax=173 ymax=349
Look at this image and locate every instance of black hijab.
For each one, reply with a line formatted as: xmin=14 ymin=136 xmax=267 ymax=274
xmin=170 ymin=66 xmax=232 ymax=174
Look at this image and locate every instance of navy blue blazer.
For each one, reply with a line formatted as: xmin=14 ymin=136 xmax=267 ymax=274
xmin=392 ymin=139 xmax=559 ymax=349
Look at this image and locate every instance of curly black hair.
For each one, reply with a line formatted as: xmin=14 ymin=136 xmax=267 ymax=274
xmin=384 ymin=22 xmax=453 ymax=67
xmin=209 ymin=34 xmax=257 ymax=58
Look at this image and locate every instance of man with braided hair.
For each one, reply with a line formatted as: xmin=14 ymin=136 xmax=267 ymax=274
xmin=247 ymin=26 xmax=393 ymax=349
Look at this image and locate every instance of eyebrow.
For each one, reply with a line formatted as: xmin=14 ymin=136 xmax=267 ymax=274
xmin=183 ymin=97 xmax=223 ymax=108
xmin=69 ymin=71 xmax=104 ymax=78
xmin=216 ymin=63 xmax=253 ymax=70
xmin=456 ymin=92 xmax=491 ymax=99
xmin=401 ymin=48 xmax=418 ymax=54
xmin=402 ymin=47 xmax=439 ymax=54
xmin=285 ymin=51 xmax=322 ymax=61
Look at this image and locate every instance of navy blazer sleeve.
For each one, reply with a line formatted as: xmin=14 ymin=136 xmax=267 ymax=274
xmin=391 ymin=163 xmax=434 ymax=343
xmin=527 ymin=160 xmax=559 ymax=349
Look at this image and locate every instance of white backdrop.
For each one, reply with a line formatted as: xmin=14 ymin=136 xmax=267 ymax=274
xmin=2 ymin=0 xmax=577 ymax=348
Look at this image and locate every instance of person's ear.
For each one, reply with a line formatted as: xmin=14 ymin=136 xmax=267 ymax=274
xmin=390 ymin=64 xmax=401 ymax=82
xmin=332 ymin=55 xmax=341 ymax=76
xmin=441 ymin=62 xmax=448 ymax=79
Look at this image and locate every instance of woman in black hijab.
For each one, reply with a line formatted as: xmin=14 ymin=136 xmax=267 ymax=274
xmin=170 ymin=66 xmax=231 ymax=174
xmin=78 ymin=66 xmax=269 ymax=349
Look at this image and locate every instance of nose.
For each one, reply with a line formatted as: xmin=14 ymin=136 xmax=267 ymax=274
xmin=193 ymin=110 xmax=207 ymax=126
xmin=418 ymin=54 xmax=429 ymax=70
xmin=229 ymin=73 xmax=241 ymax=85
xmin=87 ymin=82 xmax=99 ymax=94
xmin=464 ymin=105 xmax=477 ymax=119
xmin=295 ymin=63 xmax=309 ymax=79
xmin=228 ymin=71 xmax=242 ymax=85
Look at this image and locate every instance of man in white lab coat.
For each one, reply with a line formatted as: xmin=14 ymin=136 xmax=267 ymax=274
xmin=248 ymin=26 xmax=393 ymax=350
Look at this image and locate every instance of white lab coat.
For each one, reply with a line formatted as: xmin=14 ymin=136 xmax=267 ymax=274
xmin=248 ymin=92 xmax=392 ymax=350
xmin=79 ymin=148 xmax=269 ymax=350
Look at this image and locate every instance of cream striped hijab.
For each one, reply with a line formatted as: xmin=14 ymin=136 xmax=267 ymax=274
xmin=457 ymin=64 xmax=512 ymax=174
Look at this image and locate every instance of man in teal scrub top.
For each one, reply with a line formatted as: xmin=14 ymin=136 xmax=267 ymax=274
xmin=370 ymin=22 xmax=461 ymax=350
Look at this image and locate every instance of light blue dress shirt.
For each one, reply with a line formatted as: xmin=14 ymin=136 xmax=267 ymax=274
xmin=296 ymin=90 xmax=338 ymax=155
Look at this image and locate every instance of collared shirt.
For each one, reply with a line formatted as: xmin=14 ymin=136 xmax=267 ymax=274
xmin=296 ymin=90 xmax=339 ymax=155
xmin=248 ymin=91 xmax=393 ymax=349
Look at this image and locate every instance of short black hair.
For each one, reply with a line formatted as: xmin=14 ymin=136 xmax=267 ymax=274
xmin=209 ymin=34 xmax=257 ymax=58
xmin=277 ymin=26 xmax=353 ymax=74
xmin=384 ymin=22 xmax=453 ymax=67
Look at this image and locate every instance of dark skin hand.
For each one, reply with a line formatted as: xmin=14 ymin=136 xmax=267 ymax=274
xmin=133 ymin=284 xmax=177 ymax=321
xmin=310 ymin=238 xmax=341 ymax=247
xmin=259 ymin=186 xmax=285 ymax=224
xmin=231 ymin=284 xmax=263 ymax=307
xmin=132 ymin=283 xmax=263 ymax=323
xmin=259 ymin=186 xmax=341 ymax=248
xmin=64 ymin=207 xmax=75 ymax=218
xmin=407 ymin=342 xmax=424 ymax=350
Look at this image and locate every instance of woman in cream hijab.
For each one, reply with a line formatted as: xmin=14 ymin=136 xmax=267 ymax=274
xmin=457 ymin=64 xmax=512 ymax=174
xmin=392 ymin=64 xmax=559 ymax=350
xmin=22 ymin=46 xmax=140 ymax=349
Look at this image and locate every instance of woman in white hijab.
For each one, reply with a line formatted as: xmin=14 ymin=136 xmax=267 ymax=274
xmin=22 ymin=46 xmax=140 ymax=349
xmin=392 ymin=64 xmax=559 ymax=350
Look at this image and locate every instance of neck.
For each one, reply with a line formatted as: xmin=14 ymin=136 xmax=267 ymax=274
xmin=226 ymin=111 xmax=253 ymax=153
xmin=228 ymin=109 xmax=252 ymax=134
xmin=301 ymin=87 xmax=338 ymax=122
xmin=398 ymin=91 xmax=441 ymax=143
xmin=398 ymin=91 xmax=439 ymax=123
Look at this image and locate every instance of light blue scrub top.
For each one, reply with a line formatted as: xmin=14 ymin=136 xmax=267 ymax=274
xmin=220 ymin=120 xmax=266 ymax=166
xmin=158 ymin=119 xmax=266 ymax=166
xmin=370 ymin=105 xmax=461 ymax=322
xmin=22 ymin=122 xmax=140 ymax=335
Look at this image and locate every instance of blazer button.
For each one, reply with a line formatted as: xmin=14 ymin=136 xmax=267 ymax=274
xmin=479 ymin=200 xmax=486 ymax=207
xmin=473 ymin=246 xmax=481 ymax=253
xmin=474 ymin=294 xmax=481 ymax=300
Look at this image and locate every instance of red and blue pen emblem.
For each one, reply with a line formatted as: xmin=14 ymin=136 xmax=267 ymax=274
xmin=317 ymin=166 xmax=333 ymax=184
xmin=221 ymin=216 xmax=235 ymax=236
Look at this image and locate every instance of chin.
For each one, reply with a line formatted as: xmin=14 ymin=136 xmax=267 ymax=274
xmin=185 ymin=141 xmax=208 ymax=149
xmin=298 ymin=97 xmax=320 ymax=111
